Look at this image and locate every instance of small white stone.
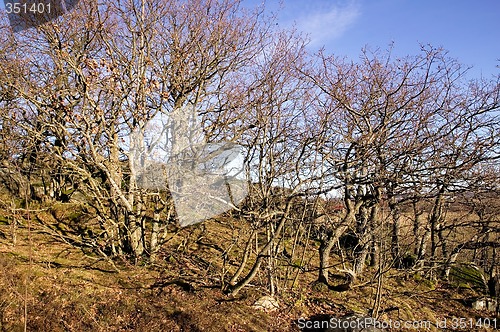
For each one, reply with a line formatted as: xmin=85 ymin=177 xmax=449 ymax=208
xmin=252 ymin=296 xmax=279 ymax=312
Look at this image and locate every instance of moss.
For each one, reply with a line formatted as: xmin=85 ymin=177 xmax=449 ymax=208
xmin=0 ymin=215 xmax=9 ymax=225
xmin=413 ymin=273 xmax=436 ymax=290
xmin=449 ymin=264 xmax=486 ymax=289
xmin=422 ymin=278 xmax=437 ymax=290
xmin=311 ymin=281 xmax=329 ymax=292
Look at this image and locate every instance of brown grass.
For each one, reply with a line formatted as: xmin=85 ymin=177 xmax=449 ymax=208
xmin=0 ymin=200 xmax=497 ymax=331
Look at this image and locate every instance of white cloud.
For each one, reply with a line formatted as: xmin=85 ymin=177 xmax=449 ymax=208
xmin=293 ymin=2 xmax=360 ymax=46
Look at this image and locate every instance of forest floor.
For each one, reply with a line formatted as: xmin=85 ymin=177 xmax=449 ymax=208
xmin=0 ymin=201 xmax=497 ymax=331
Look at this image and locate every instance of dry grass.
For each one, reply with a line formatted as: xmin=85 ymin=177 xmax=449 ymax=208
xmin=0 ymin=200 xmax=497 ymax=331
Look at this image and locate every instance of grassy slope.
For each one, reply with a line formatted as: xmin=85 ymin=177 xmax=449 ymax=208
xmin=0 ymin=201 xmax=497 ymax=331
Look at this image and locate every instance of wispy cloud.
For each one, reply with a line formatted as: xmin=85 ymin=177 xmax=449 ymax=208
xmin=292 ymin=2 xmax=360 ymax=46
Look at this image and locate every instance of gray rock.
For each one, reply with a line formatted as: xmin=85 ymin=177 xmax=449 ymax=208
xmin=472 ymin=297 xmax=498 ymax=312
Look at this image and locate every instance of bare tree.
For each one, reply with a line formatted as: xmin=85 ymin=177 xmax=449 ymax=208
xmin=305 ymin=45 xmax=500 ymax=285
xmin=221 ymin=29 xmax=339 ymax=296
xmin=0 ymin=0 xmax=273 ymax=262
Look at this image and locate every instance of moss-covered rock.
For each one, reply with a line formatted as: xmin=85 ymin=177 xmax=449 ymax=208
xmin=449 ymin=264 xmax=487 ymax=290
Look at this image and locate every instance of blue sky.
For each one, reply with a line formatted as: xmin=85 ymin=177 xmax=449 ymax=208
xmin=244 ymin=0 xmax=500 ymax=79
xmin=2 ymin=0 xmax=498 ymax=78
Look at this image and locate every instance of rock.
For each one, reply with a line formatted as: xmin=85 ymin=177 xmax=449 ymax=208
xmin=449 ymin=264 xmax=488 ymax=290
xmin=252 ymin=296 xmax=279 ymax=312
xmin=472 ymin=297 xmax=498 ymax=312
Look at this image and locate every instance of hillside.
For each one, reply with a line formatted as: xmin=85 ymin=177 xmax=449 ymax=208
xmin=1 ymin=200 xmax=497 ymax=331
xmin=0 ymin=0 xmax=498 ymax=329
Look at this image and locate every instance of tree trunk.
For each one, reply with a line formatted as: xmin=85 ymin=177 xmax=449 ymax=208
xmin=353 ymin=201 xmax=370 ymax=276
xmin=229 ymin=230 xmax=255 ymax=286
xmin=127 ymin=213 xmax=145 ymax=259
xmin=368 ymin=204 xmax=380 ymax=267
xmin=318 ymin=224 xmax=348 ymax=284
xmin=227 ymin=203 xmax=292 ymax=296
xmin=388 ymin=200 xmax=401 ymax=266
xmin=317 ymin=190 xmax=359 ymax=284
xmin=354 ymin=246 xmax=369 ymax=276
xmin=430 ymin=190 xmax=445 ymax=261
xmin=149 ymin=210 xmax=161 ymax=262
